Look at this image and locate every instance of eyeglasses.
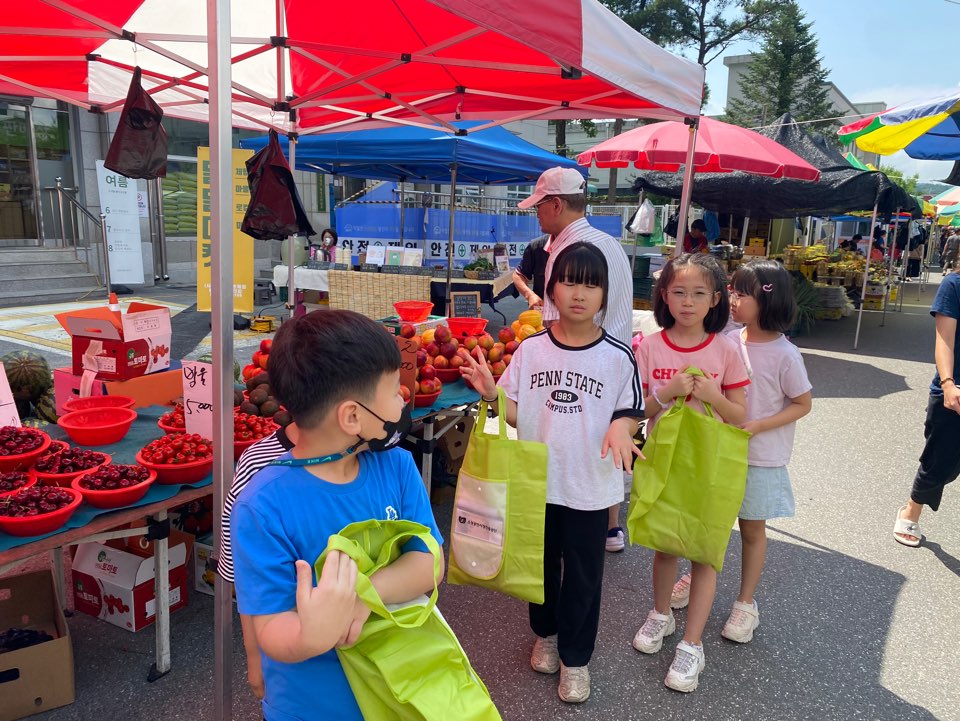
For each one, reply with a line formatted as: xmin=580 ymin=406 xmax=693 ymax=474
xmin=666 ymin=289 xmax=715 ymax=303
xmin=533 ymin=196 xmax=557 ymax=210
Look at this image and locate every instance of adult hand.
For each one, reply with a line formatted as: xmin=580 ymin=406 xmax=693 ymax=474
xmin=525 ymin=292 xmax=543 ymax=310
xmin=460 ymin=347 xmax=498 ymax=399
xmin=691 ymin=373 xmax=724 ymax=405
xmin=295 ymin=553 xmax=357 ymax=651
xmin=662 ymin=372 xmax=694 ymax=401
xmin=945 ymin=383 xmax=960 ymax=414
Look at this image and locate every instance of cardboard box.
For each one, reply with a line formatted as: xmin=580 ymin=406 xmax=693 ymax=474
xmin=56 ymin=302 xmax=173 ymax=381
xmin=378 ymin=315 xmax=445 ymax=336
xmin=742 ymin=245 xmax=766 ymax=257
xmin=192 ymin=533 xmax=237 ymax=600
xmin=437 ymin=415 xmax=475 ymax=462
xmin=54 ymin=364 xmax=184 ymax=414
xmin=0 ymin=570 xmax=75 ymax=721
xmin=52 ymin=367 xmax=105 ymax=416
xmin=72 ymin=539 xmax=188 ymax=632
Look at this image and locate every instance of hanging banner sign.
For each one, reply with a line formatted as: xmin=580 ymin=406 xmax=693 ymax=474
xmin=196 ymin=147 xmax=254 ymax=313
xmin=181 ymin=361 xmax=213 ymax=439
xmin=96 ymin=161 xmax=146 ymax=284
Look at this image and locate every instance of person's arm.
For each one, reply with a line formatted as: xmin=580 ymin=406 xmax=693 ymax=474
xmin=460 ymin=347 xmax=519 ymax=426
xmin=601 ymin=416 xmax=644 ymax=469
xmin=691 ymin=375 xmax=747 ymax=426
xmin=239 ymin=613 xmax=265 ymax=699
xmin=643 ymin=371 xmax=695 ymax=418
xmin=252 ymin=554 xmax=358 ymax=664
xmin=742 ymin=391 xmax=812 ymax=435
xmin=935 ymin=313 xmax=960 ymax=413
xmin=512 ymin=268 xmax=541 ymax=309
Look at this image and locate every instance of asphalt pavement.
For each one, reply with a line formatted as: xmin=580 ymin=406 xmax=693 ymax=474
xmin=2 ymin=276 xmax=958 ymax=721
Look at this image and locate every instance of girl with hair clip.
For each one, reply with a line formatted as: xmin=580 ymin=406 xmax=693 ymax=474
xmin=632 ymin=253 xmax=749 ymax=693
xmin=461 ymin=241 xmax=644 ymax=704
xmin=671 ymin=260 xmax=812 ymax=645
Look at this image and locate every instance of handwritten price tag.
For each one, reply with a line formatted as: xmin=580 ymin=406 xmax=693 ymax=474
xmin=182 ymin=361 xmax=213 ymax=439
xmin=0 ymin=365 xmax=21 ymax=428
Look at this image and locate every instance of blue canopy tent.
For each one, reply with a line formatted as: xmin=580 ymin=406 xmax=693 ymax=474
xmin=241 ymin=121 xmax=583 ymax=311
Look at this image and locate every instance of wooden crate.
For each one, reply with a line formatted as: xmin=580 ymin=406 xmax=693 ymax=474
xmin=327 ymin=270 xmax=432 ymax=319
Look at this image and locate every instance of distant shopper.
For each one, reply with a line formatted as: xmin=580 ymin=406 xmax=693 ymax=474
xmin=683 ymin=219 xmax=710 ymax=254
xmin=942 ymin=231 xmax=959 ymax=272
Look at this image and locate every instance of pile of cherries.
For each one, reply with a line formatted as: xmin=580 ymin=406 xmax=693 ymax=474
xmin=235 ymin=412 xmax=276 ymax=443
xmin=0 ymin=471 xmax=32 ymax=494
xmin=141 ymin=434 xmax=213 ymax=465
xmin=0 ymin=426 xmax=46 ymax=457
xmin=77 ymin=464 xmax=151 ymax=491
xmin=0 ymin=487 xmax=75 ymax=517
xmin=159 ymin=405 xmax=186 ymax=429
xmin=34 ymin=447 xmax=107 ymax=475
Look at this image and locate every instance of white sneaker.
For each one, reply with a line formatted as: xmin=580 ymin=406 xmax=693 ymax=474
xmin=558 ymin=663 xmax=590 ymax=703
xmin=721 ymin=600 xmax=760 ymax=643
xmin=632 ymin=609 xmax=676 ymax=654
xmin=605 ymin=527 xmax=625 ymax=553
xmin=530 ymin=634 xmax=560 ymax=674
xmin=670 ymin=573 xmax=692 ymax=609
xmin=664 ymin=640 xmax=705 ymax=693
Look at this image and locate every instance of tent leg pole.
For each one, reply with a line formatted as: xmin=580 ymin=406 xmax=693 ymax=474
xmin=287 ymin=136 xmax=297 ymax=318
xmin=740 ymin=216 xmax=750 ymax=247
xmin=883 ymin=210 xmax=902 ymax=326
xmin=446 ymin=164 xmax=458 ymax=315
xmin=674 ymin=118 xmax=698 ymax=258
xmin=853 ymin=202 xmax=878 ymax=350
xmin=208 ymin=0 xmax=235 ymax=718
xmin=630 ymin=191 xmax=644 ymax=275
xmin=399 ymin=179 xmax=405 ymax=246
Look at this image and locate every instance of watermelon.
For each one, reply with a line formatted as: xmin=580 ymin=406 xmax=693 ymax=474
xmin=1 ymin=350 xmax=52 ymax=402
xmin=197 ymin=354 xmax=241 ymax=382
xmin=33 ymin=386 xmax=58 ymax=423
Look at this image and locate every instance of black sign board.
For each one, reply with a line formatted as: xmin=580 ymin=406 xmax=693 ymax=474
xmin=450 ymin=291 xmax=482 ymax=318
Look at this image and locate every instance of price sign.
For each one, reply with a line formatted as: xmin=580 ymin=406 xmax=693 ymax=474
xmin=451 ymin=291 xmax=481 ymax=318
xmin=0 ymin=365 xmax=21 ymax=427
xmin=395 ymin=337 xmax=418 ymax=408
xmin=182 ymin=361 xmax=213 ymax=438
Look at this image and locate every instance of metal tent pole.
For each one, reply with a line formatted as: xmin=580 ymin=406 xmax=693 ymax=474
xmin=398 ymin=179 xmax=405 ymax=246
xmin=881 ymin=210 xmax=902 ymax=326
xmin=287 ymin=136 xmax=297 ymax=318
xmin=853 ymin=201 xmax=879 ymax=350
xmin=155 ymin=177 xmax=169 ymax=280
xmin=208 ymin=0 xmax=234 ymax=717
xmin=673 ymin=118 xmax=698 ymax=257
xmin=445 ymin=163 xmax=458 ymax=314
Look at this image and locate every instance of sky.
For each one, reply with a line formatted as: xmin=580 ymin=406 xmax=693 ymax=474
xmin=698 ymin=0 xmax=960 ymax=182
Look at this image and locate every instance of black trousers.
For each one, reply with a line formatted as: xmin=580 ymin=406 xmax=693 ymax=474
xmin=911 ymin=393 xmax=960 ymax=511
xmin=529 ymin=504 xmax=607 ymax=667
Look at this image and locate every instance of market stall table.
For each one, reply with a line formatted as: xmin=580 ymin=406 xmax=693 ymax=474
xmin=410 ymin=381 xmax=481 ymax=496
xmin=0 ymin=407 xmax=212 ymax=682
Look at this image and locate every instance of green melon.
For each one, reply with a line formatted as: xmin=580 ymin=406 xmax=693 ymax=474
xmin=1 ymin=351 xmax=52 ymax=402
xmin=21 ymin=418 xmax=51 ymax=428
xmin=197 ymin=354 xmax=241 ymax=382
xmin=33 ymin=386 xmax=58 ymax=423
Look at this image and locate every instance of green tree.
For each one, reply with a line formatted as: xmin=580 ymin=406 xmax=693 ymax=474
xmin=724 ymin=1 xmax=835 ymax=134
xmin=877 ymin=164 xmax=920 ymax=196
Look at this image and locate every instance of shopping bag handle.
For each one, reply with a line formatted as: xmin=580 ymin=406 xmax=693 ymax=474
xmin=316 ymin=520 xmax=441 ymax=629
xmin=672 ymin=366 xmax=718 ymax=420
xmin=475 ymin=387 xmax=508 ymax=440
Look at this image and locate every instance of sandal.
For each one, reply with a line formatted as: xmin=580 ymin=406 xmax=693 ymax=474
xmin=893 ymin=506 xmax=922 ymax=547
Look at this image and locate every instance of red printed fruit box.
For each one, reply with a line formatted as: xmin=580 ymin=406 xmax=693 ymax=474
xmin=56 ymin=302 xmax=172 ymax=381
xmin=71 ymin=540 xmax=188 ymax=632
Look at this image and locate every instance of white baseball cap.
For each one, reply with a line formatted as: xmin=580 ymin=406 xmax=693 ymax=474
xmin=518 ymin=167 xmax=587 ymax=209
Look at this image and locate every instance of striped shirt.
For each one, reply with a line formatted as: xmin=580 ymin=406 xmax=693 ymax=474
xmin=542 ymin=217 xmax=634 ymax=345
xmin=217 ymin=428 xmax=293 ymax=584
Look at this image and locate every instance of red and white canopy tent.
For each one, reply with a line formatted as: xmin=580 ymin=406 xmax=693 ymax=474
xmin=1 ymin=2 xmax=703 ymax=718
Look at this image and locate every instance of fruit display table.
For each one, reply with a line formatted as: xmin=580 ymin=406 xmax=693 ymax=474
xmin=410 ymin=381 xmax=481 ymax=496
xmin=0 ymin=406 xmax=212 ymax=682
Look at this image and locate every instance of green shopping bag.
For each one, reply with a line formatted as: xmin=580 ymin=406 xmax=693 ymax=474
xmin=447 ymin=388 xmax=549 ymax=603
xmin=316 ymin=519 xmax=501 ymax=721
xmin=627 ymin=368 xmax=750 ymax=572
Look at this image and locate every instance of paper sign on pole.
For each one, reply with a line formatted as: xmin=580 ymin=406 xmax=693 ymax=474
xmin=137 ymin=191 xmax=148 ymax=218
xmin=196 ymin=147 xmax=255 ymax=313
xmin=0 ymin=366 xmax=21 ymax=428
xmin=181 ymin=361 xmax=213 ymax=439
xmin=96 ymin=161 xmax=146 ymax=284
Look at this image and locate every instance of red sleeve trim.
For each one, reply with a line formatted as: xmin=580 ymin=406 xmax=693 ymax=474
xmin=721 ymin=379 xmax=751 ymax=390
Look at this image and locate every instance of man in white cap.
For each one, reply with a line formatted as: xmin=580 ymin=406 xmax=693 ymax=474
xmin=519 ymin=166 xmax=635 ymax=552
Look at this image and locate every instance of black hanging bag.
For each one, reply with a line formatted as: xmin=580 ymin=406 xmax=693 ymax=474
xmin=241 ymin=130 xmax=315 ymax=240
xmin=103 ymin=67 xmax=167 ymax=179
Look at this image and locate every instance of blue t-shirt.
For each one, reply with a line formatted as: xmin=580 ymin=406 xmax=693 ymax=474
xmin=231 ymin=447 xmax=443 ymax=721
xmin=930 ymin=272 xmax=960 ymax=395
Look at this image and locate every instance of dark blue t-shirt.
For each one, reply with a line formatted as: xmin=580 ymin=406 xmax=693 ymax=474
xmin=930 ymin=272 xmax=960 ymax=395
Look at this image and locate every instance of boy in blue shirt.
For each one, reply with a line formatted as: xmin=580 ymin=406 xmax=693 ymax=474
xmin=231 ymin=310 xmax=444 ymax=721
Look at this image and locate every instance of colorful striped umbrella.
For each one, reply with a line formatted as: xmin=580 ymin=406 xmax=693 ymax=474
xmin=838 ymin=90 xmax=960 ymax=158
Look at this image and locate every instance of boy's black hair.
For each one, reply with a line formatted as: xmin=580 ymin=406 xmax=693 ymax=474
xmin=730 ymin=259 xmax=797 ymax=333
xmin=690 ymin=219 xmax=707 ymax=232
xmin=653 ymin=252 xmax=729 ymax=333
xmin=268 ymin=310 xmax=401 ymax=429
xmin=546 ymin=241 xmax=609 ymax=324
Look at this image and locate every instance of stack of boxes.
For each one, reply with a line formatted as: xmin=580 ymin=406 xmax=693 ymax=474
xmin=742 ymin=237 xmax=766 ymax=257
xmin=632 ymin=255 xmax=654 ymax=310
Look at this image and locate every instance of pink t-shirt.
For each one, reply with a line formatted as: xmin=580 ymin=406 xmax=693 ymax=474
xmin=635 ymin=330 xmax=750 ymax=427
xmin=727 ymin=329 xmax=812 ymax=467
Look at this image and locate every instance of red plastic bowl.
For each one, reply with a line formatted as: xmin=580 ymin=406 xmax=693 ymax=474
xmin=58 ymin=408 xmax=137 ymax=446
xmin=33 ymin=452 xmax=112 ymax=488
xmin=234 ymin=427 xmax=279 ymax=462
xmin=0 ymin=430 xmax=52 ymax=472
xmin=62 ymin=395 xmax=136 ymax=413
xmin=135 ymin=451 xmax=213 ymax=485
xmin=447 ymin=317 xmax=488 ymax=338
xmin=157 ymin=418 xmax=185 ymax=435
xmin=0 ymin=487 xmax=82 ymax=537
xmin=47 ymin=439 xmax=70 ymax=455
xmin=0 ymin=471 xmax=37 ymax=498
xmin=394 ymin=301 xmax=433 ymax=323
xmin=433 ymin=368 xmax=463 ymax=384
xmin=72 ymin=468 xmax=157 ymax=508
xmin=414 ymin=390 xmax=442 ymax=408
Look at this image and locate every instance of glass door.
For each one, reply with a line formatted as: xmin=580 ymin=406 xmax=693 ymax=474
xmin=0 ymin=103 xmax=37 ymax=244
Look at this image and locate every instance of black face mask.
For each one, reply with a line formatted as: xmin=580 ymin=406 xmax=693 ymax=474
xmin=269 ymin=402 xmax=412 ymax=468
